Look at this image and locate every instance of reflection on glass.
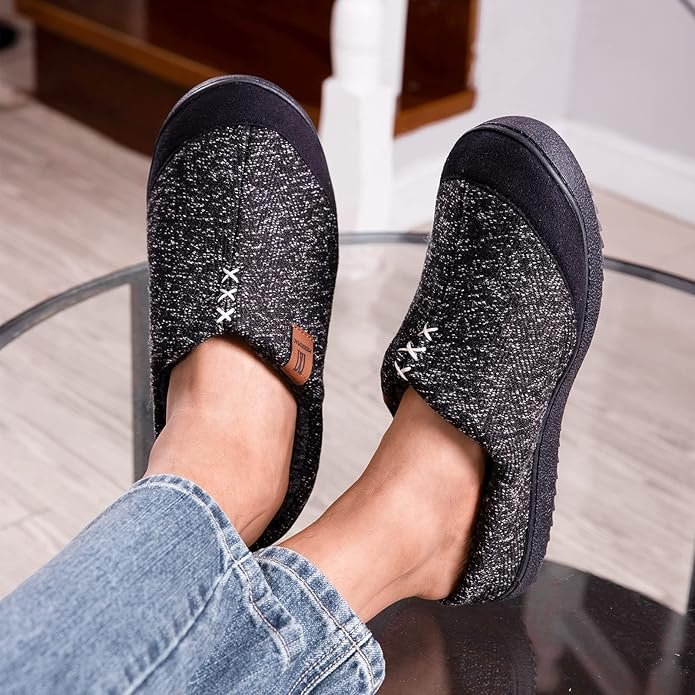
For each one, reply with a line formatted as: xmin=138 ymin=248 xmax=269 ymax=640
xmin=371 ymin=594 xmax=534 ymax=694
xmin=370 ymin=561 xmax=694 ymax=694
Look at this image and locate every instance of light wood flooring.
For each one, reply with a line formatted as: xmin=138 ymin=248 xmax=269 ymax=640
xmin=1 ymin=30 xmax=694 ymax=613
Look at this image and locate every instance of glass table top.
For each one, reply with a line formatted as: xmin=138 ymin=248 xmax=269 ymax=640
xmin=1 ymin=237 xmax=694 ymax=693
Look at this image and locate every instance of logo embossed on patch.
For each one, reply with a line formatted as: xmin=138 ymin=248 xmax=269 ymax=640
xmin=282 ymin=325 xmax=314 ymax=386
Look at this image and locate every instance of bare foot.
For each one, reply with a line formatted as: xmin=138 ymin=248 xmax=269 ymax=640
xmin=282 ymin=387 xmax=485 ymax=622
xmin=146 ymin=336 xmax=296 ymax=545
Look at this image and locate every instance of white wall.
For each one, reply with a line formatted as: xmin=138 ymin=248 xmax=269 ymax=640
xmin=392 ymin=0 xmax=581 ymax=228
xmin=392 ymin=0 xmax=695 ymax=228
xmin=568 ymin=0 xmax=695 ymax=160
xmin=557 ymin=0 xmax=695 ymax=225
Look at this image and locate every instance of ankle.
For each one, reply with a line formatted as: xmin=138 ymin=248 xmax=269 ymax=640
xmin=280 ymin=484 xmax=421 ymax=621
xmin=379 ymin=392 xmax=485 ymax=599
xmin=283 ymin=389 xmax=485 ymax=620
xmin=145 ymin=337 xmax=297 ymax=545
xmin=146 ymin=411 xmax=290 ymax=527
xmin=360 ymin=445 xmax=479 ymax=602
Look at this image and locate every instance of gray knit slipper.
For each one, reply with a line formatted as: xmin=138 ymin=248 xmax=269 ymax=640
xmin=381 ymin=117 xmax=603 ymax=604
xmin=147 ymin=76 xmax=338 ymax=548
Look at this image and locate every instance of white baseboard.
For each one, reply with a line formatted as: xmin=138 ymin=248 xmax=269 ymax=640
xmin=554 ymin=119 xmax=695 ymax=226
xmin=390 ymin=119 xmax=695 ymax=230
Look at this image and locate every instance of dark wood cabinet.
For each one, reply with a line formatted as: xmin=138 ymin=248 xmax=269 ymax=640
xmin=18 ymin=0 xmax=477 ymax=153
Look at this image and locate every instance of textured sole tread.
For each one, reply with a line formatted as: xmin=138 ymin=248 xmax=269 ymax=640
xmin=474 ymin=117 xmax=604 ymax=600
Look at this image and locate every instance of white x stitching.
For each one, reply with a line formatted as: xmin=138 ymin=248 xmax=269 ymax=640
xmin=216 ymin=306 xmax=235 ymax=323
xmin=394 ymin=323 xmax=439 ymax=381
xmin=218 ymin=287 xmax=238 ymax=302
xmin=221 ymin=267 xmax=240 ymax=284
xmin=395 ymin=361 xmax=412 ymax=381
xmin=419 ymin=323 xmax=439 ymax=342
xmin=398 ymin=341 xmax=426 ymax=362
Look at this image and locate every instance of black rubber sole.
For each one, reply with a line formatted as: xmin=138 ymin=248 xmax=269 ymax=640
xmin=471 ymin=117 xmax=604 ymax=600
xmin=148 ymin=74 xmax=334 ymax=205
xmin=157 ymin=74 xmax=319 ymax=144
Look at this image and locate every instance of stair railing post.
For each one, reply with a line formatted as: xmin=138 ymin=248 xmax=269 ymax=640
xmin=319 ymin=0 xmax=406 ymax=232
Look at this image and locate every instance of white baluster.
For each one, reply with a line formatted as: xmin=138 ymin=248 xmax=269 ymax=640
xmin=381 ymin=0 xmax=408 ymax=95
xmin=320 ymin=0 xmax=405 ymax=232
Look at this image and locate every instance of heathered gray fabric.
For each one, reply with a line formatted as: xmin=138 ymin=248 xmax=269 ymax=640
xmin=148 ymin=124 xmax=338 ymax=549
xmin=381 ymin=178 xmax=577 ymax=604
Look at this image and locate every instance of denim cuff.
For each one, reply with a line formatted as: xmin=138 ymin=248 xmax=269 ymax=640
xmin=256 ymin=546 xmax=386 ymax=692
xmin=130 ymin=474 xmax=306 ymax=662
xmin=132 ymin=475 xmax=385 ymax=692
xmin=131 ymin=473 xmax=251 ymax=565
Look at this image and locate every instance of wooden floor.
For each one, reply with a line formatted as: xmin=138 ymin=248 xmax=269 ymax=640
xmin=1 ymin=29 xmax=695 ymax=615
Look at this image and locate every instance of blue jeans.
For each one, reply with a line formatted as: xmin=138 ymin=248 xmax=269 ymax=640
xmin=0 ymin=475 xmax=385 ymax=694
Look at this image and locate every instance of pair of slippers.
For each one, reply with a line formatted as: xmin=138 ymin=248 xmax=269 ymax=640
xmin=147 ymin=75 xmax=603 ymax=605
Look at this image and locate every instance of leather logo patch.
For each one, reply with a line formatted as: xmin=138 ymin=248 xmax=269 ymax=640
xmin=282 ymin=324 xmax=314 ymax=386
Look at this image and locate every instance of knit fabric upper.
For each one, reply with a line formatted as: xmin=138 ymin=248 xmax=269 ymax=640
xmin=148 ymin=124 xmax=338 ymax=548
xmin=381 ymin=178 xmax=577 ymax=604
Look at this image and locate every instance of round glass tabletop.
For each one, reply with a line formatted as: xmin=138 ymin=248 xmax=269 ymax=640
xmin=1 ymin=235 xmax=694 ymax=693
